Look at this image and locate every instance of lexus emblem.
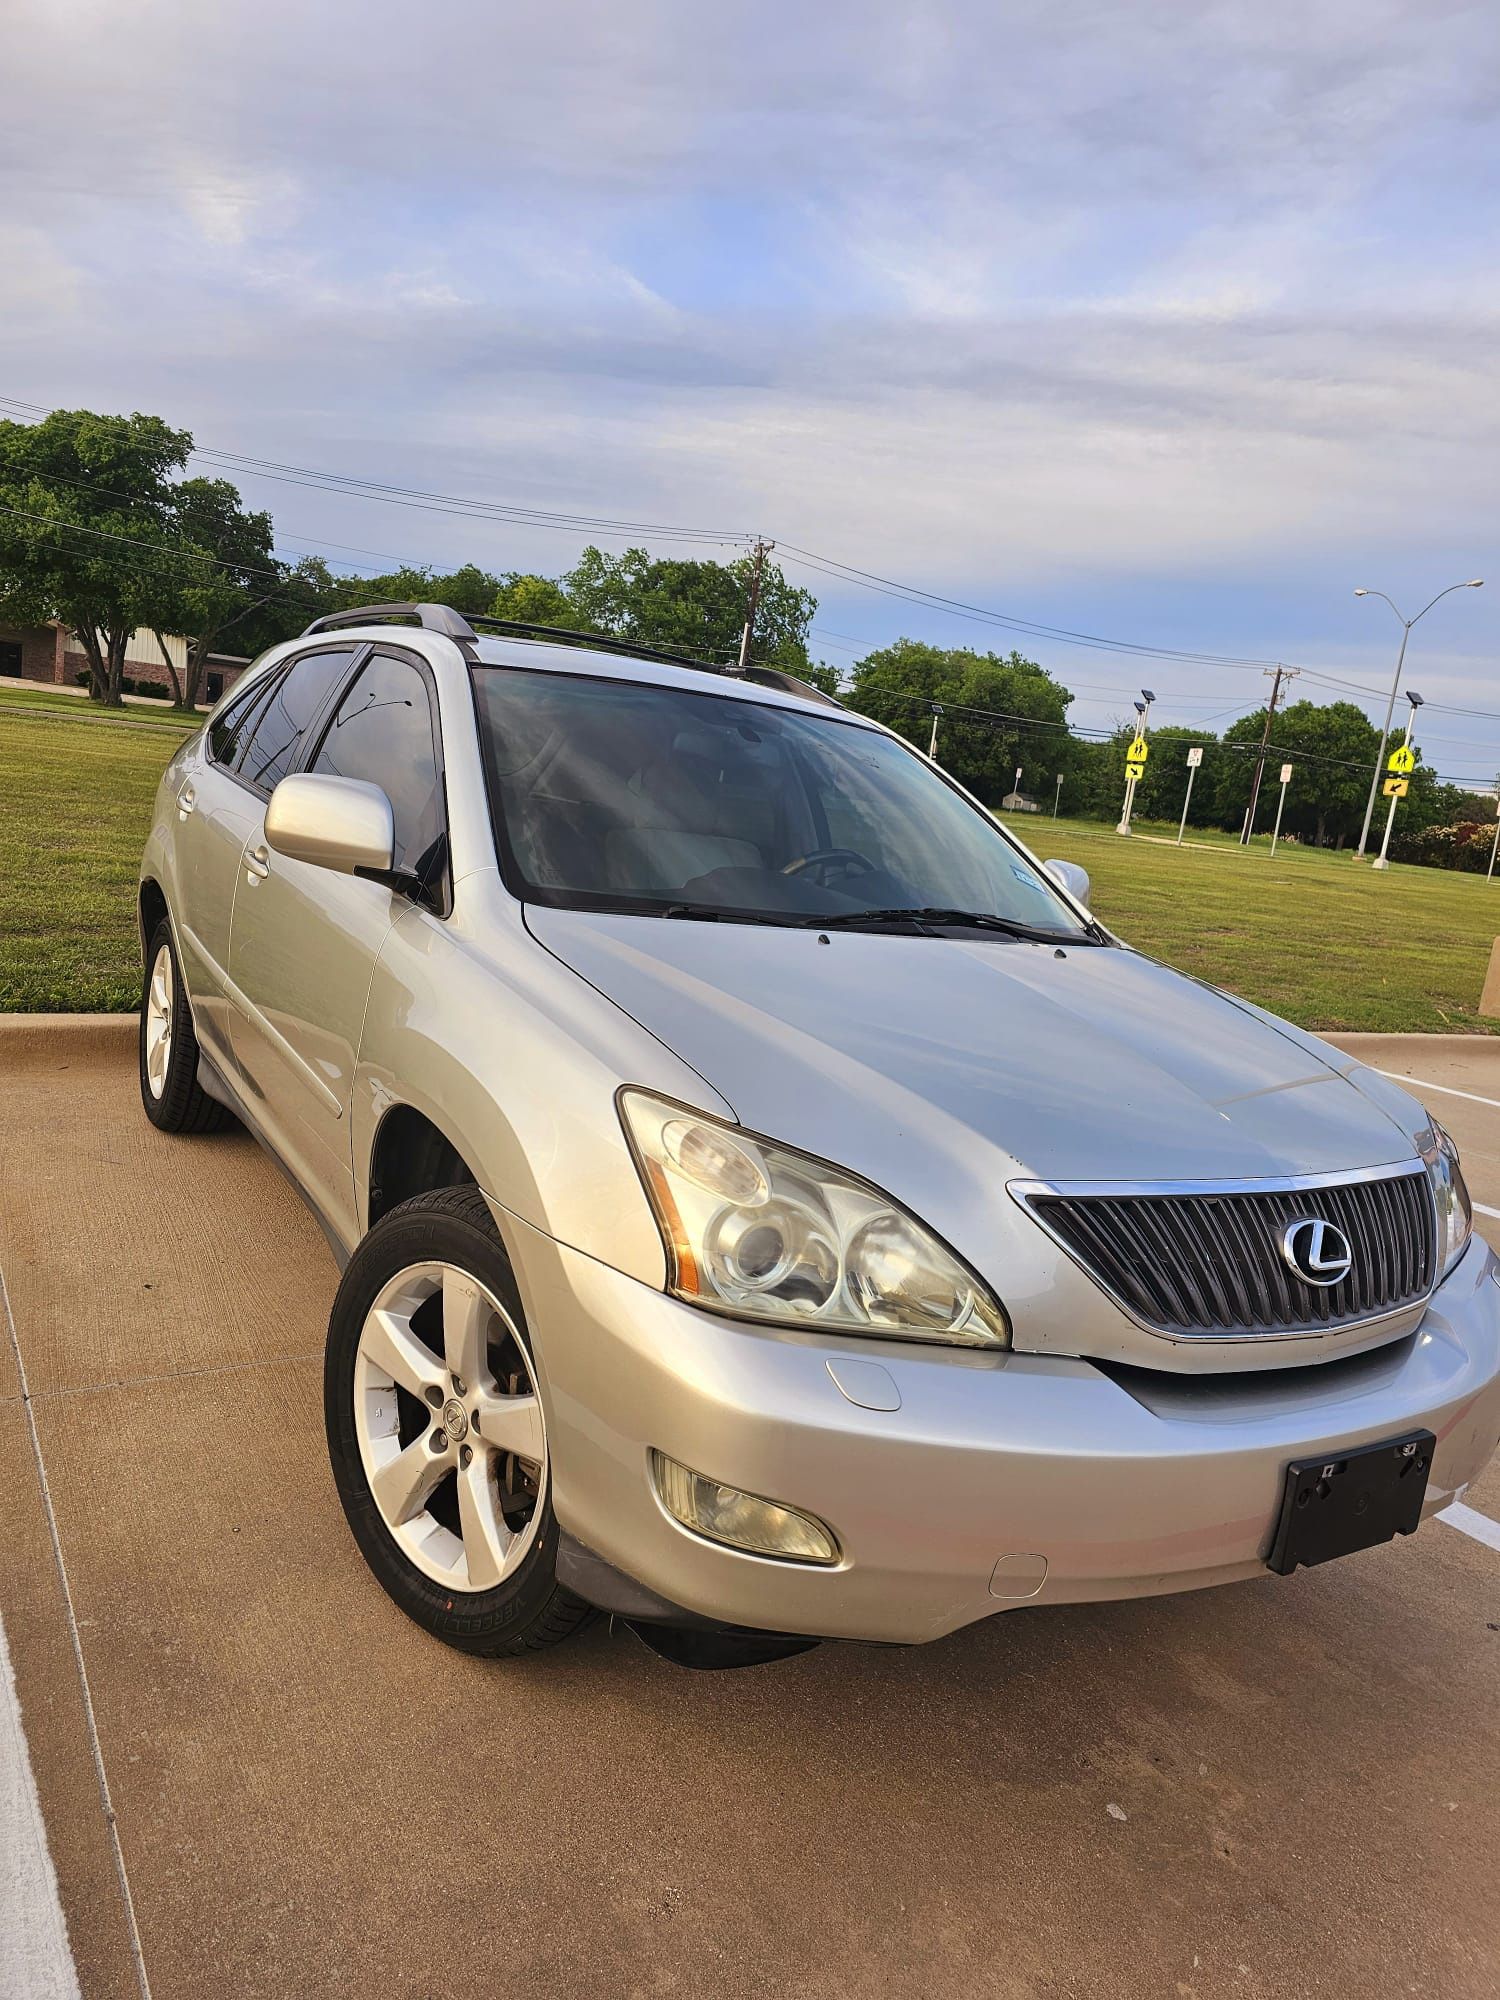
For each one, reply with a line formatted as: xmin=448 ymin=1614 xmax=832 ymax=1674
xmin=1281 ymin=1217 xmax=1353 ymax=1287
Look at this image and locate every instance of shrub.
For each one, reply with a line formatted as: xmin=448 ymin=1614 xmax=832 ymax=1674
xmin=1391 ymin=820 xmax=1498 ymax=874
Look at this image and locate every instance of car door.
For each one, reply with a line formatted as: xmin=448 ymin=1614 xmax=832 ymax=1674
xmin=171 ymin=668 xmax=289 ymax=1069
xmin=227 ymin=645 xmax=450 ymax=1245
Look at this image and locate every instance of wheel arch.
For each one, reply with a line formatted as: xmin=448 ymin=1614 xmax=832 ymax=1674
xmin=139 ymin=876 xmax=170 ymax=960
xmin=366 ymin=1101 xmax=484 ymax=1230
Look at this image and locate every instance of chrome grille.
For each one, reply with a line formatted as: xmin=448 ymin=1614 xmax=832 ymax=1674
xmin=1019 ymin=1164 xmax=1436 ymax=1339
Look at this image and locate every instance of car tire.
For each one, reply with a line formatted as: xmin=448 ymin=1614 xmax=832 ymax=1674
xmin=324 ymin=1185 xmax=595 ymax=1657
xmin=138 ymin=917 xmax=230 ymax=1133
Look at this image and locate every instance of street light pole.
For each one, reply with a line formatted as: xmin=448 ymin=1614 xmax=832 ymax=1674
xmin=1354 ymin=580 xmax=1483 ymax=857
xmin=1373 ymin=693 xmax=1423 ymax=872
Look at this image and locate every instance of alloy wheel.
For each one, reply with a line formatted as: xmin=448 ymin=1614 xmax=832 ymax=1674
xmin=352 ymin=1261 xmax=547 ymax=1591
xmin=143 ymin=943 xmax=174 ymax=1099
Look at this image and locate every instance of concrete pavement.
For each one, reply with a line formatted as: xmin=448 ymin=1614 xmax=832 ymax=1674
xmin=2 ymin=1022 xmax=1498 ymax=1998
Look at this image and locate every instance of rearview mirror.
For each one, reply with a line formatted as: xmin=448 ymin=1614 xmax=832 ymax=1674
xmin=1044 ymin=859 xmax=1091 ymax=907
xmin=265 ymin=773 xmax=395 ymax=877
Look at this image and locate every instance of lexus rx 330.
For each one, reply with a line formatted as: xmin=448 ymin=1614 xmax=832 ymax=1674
xmin=136 ymin=603 xmax=1500 ymax=1666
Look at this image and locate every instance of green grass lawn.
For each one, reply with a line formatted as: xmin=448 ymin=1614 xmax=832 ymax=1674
xmin=0 ymin=708 xmax=192 ymax=1009
xmin=3 ymin=708 xmax=1498 ymax=1028
xmin=0 ymin=683 xmax=203 ymax=729
xmin=1034 ymin=812 xmax=1499 ymax=1033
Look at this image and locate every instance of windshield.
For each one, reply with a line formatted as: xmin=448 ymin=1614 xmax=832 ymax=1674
xmin=472 ymin=667 xmax=1092 ymax=938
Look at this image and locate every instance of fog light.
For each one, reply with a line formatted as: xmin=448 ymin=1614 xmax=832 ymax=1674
xmin=650 ymin=1451 xmax=839 ymax=1565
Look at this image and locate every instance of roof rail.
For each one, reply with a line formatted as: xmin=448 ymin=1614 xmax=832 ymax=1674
xmin=466 ymin=615 xmax=724 ymax=675
xmin=301 ymin=602 xmax=479 ymax=642
xmin=298 ymin=604 xmax=843 ymax=708
xmin=737 ymin=665 xmax=843 ymax=709
xmin=469 ymin=617 xmax=843 ymax=705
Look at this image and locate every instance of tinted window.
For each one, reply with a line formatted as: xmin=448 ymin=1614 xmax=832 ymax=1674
xmin=472 ymin=668 xmax=1090 ymax=937
xmin=311 ymin=653 xmax=445 ymax=882
xmin=207 ymin=674 xmax=276 ymax=765
xmin=235 ymin=648 xmax=352 ymax=792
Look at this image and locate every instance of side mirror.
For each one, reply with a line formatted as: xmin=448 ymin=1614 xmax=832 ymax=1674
xmin=1044 ymin=858 xmax=1091 ymax=907
xmin=265 ymin=773 xmax=395 ymax=877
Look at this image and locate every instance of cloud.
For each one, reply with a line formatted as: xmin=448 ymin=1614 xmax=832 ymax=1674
xmin=2 ymin=0 xmax=1498 ymax=771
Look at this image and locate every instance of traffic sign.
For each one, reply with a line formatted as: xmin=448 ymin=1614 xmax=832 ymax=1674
xmin=1388 ymin=744 xmax=1415 ymax=775
xmin=1383 ymin=776 xmax=1409 ymax=799
xmin=1186 ymin=746 xmax=1203 ymax=768
xmin=1125 ymin=761 xmax=1145 ymax=782
xmin=1279 ymin=763 xmax=1293 ymax=784
xmin=1127 ymin=734 xmax=1149 ymax=763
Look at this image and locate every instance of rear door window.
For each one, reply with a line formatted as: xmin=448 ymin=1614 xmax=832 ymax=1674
xmin=234 ymin=648 xmax=353 ymax=793
xmin=207 ymin=673 xmax=278 ymax=766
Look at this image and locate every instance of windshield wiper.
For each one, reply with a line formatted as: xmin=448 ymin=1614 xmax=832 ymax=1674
xmin=798 ymin=906 xmax=1088 ymax=943
xmin=655 ymin=902 xmax=793 ymax=927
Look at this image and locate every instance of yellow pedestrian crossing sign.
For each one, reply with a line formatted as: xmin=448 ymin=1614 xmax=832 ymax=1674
xmin=1127 ymin=734 xmax=1149 ymax=763
xmin=1388 ymin=744 xmax=1415 ymax=775
xmin=1383 ymin=776 xmax=1409 ymax=799
xmin=1125 ymin=761 xmax=1145 ymax=781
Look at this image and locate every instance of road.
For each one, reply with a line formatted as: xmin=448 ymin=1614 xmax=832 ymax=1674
xmin=2 ymin=1021 xmax=1497 ymax=1999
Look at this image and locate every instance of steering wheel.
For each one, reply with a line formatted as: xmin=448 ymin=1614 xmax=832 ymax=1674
xmin=781 ymin=847 xmax=877 ymax=882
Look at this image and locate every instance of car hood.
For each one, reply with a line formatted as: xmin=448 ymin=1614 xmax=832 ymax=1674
xmin=525 ymin=911 xmax=1420 ymax=1190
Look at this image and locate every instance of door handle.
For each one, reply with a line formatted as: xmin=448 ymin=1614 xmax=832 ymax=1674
xmin=244 ymin=844 xmax=271 ymax=882
xmin=177 ymin=783 xmax=196 ymax=820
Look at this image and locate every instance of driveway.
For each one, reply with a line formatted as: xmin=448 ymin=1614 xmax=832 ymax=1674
xmin=3 ymin=1021 xmax=1498 ymax=1998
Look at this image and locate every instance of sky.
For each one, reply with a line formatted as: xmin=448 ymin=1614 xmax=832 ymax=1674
xmin=3 ymin=0 xmax=1499 ymax=784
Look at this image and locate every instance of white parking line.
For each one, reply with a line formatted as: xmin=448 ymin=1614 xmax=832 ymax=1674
xmin=1439 ymin=1502 xmax=1500 ymax=1554
xmin=1376 ymin=1069 xmax=1500 ymax=1111
xmin=1475 ymin=1203 xmax=1500 ymax=1222
xmin=0 ymin=1612 xmax=81 ymax=2000
xmin=1 ymin=1267 xmax=152 ymax=2000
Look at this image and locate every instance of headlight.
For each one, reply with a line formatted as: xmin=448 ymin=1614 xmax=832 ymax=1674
xmin=1422 ymin=1114 xmax=1473 ymax=1278
xmin=619 ymin=1089 xmax=1009 ymax=1346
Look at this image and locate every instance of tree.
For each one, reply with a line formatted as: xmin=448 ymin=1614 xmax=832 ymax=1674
xmin=153 ymin=477 xmax=283 ymax=706
xmin=563 ymin=545 xmax=816 ymax=672
xmin=490 ymin=571 xmax=577 ymax=627
xmin=0 ymin=409 xmax=196 ymax=705
xmin=1210 ymin=700 xmax=1382 ymax=846
xmin=328 ymin=563 xmax=507 ymax=618
xmin=1090 ymin=723 xmax=1219 ymax=828
xmin=845 ymin=640 xmax=1078 ymax=807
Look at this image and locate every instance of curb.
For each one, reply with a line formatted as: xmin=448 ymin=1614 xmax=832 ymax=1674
xmin=0 ymin=1015 xmax=135 ymax=1061
xmin=1327 ymin=1033 xmax=1500 ymax=1055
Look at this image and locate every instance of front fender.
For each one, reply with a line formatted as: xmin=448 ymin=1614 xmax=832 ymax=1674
xmin=350 ymin=875 xmax=734 ymax=1288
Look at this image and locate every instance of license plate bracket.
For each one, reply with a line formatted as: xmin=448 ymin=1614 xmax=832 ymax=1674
xmin=1267 ymin=1428 xmax=1434 ymax=1576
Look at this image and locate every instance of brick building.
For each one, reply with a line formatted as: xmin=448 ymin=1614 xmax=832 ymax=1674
xmin=0 ymin=620 xmax=250 ymax=704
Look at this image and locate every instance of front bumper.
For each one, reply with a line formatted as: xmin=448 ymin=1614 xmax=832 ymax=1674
xmin=509 ymin=1214 xmax=1500 ymax=1646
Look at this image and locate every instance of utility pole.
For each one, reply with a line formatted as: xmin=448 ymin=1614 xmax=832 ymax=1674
xmin=737 ymin=538 xmax=774 ymax=670
xmin=1241 ymin=665 xmax=1298 ymax=844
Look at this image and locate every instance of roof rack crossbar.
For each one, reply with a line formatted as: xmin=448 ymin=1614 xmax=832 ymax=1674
xmin=301 ymin=601 xmax=479 ymax=642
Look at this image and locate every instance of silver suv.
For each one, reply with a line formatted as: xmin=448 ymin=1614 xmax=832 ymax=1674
xmin=139 ymin=603 xmax=1500 ymax=1667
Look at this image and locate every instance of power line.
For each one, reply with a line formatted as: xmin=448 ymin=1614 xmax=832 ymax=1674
xmin=4 ymin=392 xmax=1497 ymax=725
